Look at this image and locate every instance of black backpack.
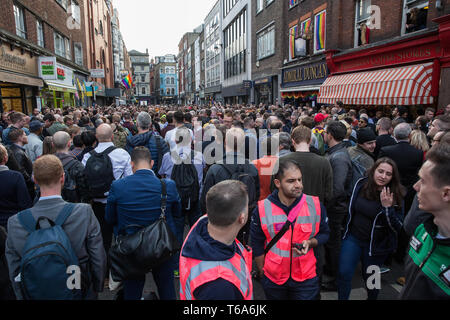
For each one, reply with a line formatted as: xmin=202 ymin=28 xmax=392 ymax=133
xmin=84 ymin=146 xmax=116 ymax=198
xmin=62 ymin=159 xmax=79 ymax=203
xmin=171 ymin=150 xmax=199 ymax=211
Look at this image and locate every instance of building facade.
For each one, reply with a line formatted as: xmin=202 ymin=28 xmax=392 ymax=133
xmin=204 ymin=0 xmax=223 ymax=105
xmin=154 ymin=54 xmax=178 ymax=105
xmin=129 ymin=49 xmax=151 ymax=106
xmin=178 ymin=31 xmax=200 ymax=105
xmin=221 ymin=0 xmax=253 ymax=105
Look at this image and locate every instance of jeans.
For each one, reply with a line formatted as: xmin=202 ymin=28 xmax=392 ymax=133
xmin=262 ymin=276 xmax=320 ymax=300
xmin=337 ymin=233 xmax=389 ymax=300
xmin=123 ymin=256 xmax=177 ymax=300
xmin=324 ymin=212 xmax=347 ymax=280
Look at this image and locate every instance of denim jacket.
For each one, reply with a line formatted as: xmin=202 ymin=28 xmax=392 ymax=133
xmin=343 ymin=177 xmax=404 ymax=256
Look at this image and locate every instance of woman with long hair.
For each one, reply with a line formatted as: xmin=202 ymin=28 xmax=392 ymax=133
xmin=337 ymin=157 xmax=405 ymax=300
xmin=410 ymin=129 xmax=430 ymax=160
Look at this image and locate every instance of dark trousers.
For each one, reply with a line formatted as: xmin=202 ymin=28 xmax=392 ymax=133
xmin=262 ymin=276 xmax=320 ymax=300
xmin=394 ymin=187 xmax=415 ymax=263
xmin=324 ymin=212 xmax=347 ymax=281
xmin=92 ymin=201 xmax=113 ymax=277
xmin=337 ymin=233 xmax=388 ymax=300
xmin=123 ymin=256 xmax=176 ymax=300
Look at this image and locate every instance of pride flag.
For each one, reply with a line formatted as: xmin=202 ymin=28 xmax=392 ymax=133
xmin=315 ymin=11 xmax=326 ymax=51
xmin=122 ymin=74 xmax=133 ymax=89
xmin=289 ymin=25 xmax=298 ymax=60
xmin=301 ymin=19 xmax=311 ymax=36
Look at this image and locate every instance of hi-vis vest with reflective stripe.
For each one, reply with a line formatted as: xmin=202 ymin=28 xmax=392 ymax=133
xmin=179 ymin=216 xmax=253 ymax=300
xmin=259 ymin=195 xmax=321 ymax=285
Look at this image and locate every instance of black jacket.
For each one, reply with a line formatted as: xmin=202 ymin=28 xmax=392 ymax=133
xmin=378 ymin=141 xmax=423 ymax=188
xmin=200 ymin=152 xmax=260 ymax=214
xmin=55 ymin=153 xmax=91 ymax=203
xmin=9 ymin=144 xmax=34 ymax=199
xmin=374 ymin=134 xmax=397 ymax=158
xmin=325 ymin=142 xmax=353 ymax=216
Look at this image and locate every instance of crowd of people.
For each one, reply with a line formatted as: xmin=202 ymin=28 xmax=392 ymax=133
xmin=0 ymin=100 xmax=449 ymax=300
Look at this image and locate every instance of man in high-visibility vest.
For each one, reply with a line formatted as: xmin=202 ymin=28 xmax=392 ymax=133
xmin=251 ymin=158 xmax=330 ymax=300
xmin=179 ymin=180 xmax=253 ymax=300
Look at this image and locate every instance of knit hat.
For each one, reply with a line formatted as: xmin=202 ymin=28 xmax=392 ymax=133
xmin=357 ymin=127 xmax=377 ymax=144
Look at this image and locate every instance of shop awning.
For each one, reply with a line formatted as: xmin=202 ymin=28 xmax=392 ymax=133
xmin=0 ymin=71 xmax=43 ymax=87
xmin=318 ymin=63 xmax=434 ymax=105
xmin=45 ymin=80 xmax=77 ymax=94
xmin=280 ymin=85 xmax=321 ymax=93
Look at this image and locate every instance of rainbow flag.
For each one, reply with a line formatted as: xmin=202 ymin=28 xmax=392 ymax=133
xmin=315 ymin=11 xmax=326 ymax=51
xmin=289 ymin=25 xmax=298 ymax=60
xmin=301 ymin=19 xmax=311 ymax=35
xmin=122 ymin=74 xmax=133 ymax=89
xmin=289 ymin=0 xmax=297 ymax=8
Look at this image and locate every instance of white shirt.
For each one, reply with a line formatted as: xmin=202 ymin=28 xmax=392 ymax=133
xmin=82 ymin=142 xmax=133 ymax=203
xmin=164 ymin=126 xmax=194 ymax=151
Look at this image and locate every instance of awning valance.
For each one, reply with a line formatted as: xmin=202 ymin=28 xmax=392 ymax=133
xmin=318 ymin=63 xmax=434 ymax=105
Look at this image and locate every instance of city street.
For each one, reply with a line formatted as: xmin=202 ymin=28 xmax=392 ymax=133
xmin=99 ymin=260 xmax=405 ymax=300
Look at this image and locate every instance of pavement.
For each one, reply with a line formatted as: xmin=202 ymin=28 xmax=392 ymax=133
xmin=99 ymin=259 xmax=406 ymax=300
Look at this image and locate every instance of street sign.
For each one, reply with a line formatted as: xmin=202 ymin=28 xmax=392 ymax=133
xmin=90 ymin=69 xmax=105 ymax=78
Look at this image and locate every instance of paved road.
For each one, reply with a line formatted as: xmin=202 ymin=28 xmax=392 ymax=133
xmin=99 ymin=259 xmax=405 ymax=300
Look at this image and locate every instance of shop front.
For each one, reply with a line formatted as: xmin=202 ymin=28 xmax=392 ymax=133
xmin=0 ymin=43 xmax=43 ymax=114
xmin=280 ymin=60 xmax=329 ymax=108
xmin=205 ymin=85 xmax=223 ymax=105
xmin=254 ymin=76 xmax=278 ymax=106
xmin=318 ymin=14 xmax=450 ymax=115
xmin=222 ymin=81 xmax=251 ymax=105
xmin=39 ymin=57 xmax=76 ymax=109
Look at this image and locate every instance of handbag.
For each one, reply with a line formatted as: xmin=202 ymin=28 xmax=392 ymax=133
xmin=109 ymin=179 xmax=181 ymax=282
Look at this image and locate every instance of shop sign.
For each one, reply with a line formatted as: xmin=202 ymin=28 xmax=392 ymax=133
xmin=90 ymin=69 xmax=105 ymax=78
xmin=334 ymin=43 xmax=441 ymax=73
xmin=1 ymin=44 xmax=38 ymax=76
xmin=38 ymin=56 xmax=57 ymax=80
xmin=282 ymin=62 xmax=329 ymax=87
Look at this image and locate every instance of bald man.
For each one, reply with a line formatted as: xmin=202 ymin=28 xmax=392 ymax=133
xmin=82 ymin=124 xmax=132 ymax=284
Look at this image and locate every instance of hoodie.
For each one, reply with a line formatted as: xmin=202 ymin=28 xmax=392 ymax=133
xmin=126 ymin=131 xmax=169 ymax=173
xmin=181 ymin=217 xmax=245 ymax=300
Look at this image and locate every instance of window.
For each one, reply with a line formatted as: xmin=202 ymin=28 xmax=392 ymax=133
xmin=256 ymin=0 xmax=264 ymax=13
xmin=257 ymin=25 xmax=275 ymax=60
xmin=171 ymin=88 xmax=175 ymax=95
xmin=37 ymin=20 xmax=44 ymax=47
xmin=74 ymin=43 xmax=83 ymax=65
xmin=65 ymin=38 xmax=71 ymax=60
xmin=288 ymin=25 xmax=298 ymax=61
xmin=355 ymin=0 xmax=371 ymax=47
xmin=14 ymin=5 xmax=27 ymax=39
xmin=71 ymin=1 xmax=81 ymax=24
xmin=141 ymin=75 xmax=145 ymax=82
xmin=56 ymin=0 xmax=68 ymax=10
xmin=314 ymin=10 xmax=326 ymax=53
xmin=402 ymin=0 xmax=429 ymax=35
xmin=54 ymin=32 xmax=66 ymax=57
xmin=142 ymin=87 xmax=146 ymax=95
xmin=99 ymin=21 xmax=103 ymax=36
xmin=289 ymin=0 xmax=299 ymax=9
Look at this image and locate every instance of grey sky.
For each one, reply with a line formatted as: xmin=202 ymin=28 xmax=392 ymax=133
xmin=112 ymin=0 xmax=216 ymax=58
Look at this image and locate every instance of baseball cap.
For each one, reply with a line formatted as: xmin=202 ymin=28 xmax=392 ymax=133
xmin=314 ymin=113 xmax=329 ymax=124
xmin=29 ymin=120 xmax=44 ymax=132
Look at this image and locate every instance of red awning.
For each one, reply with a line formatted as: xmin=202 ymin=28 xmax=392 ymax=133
xmin=318 ymin=63 xmax=434 ymax=105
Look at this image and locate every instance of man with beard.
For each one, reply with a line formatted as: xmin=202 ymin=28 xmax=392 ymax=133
xmin=250 ymin=159 xmax=330 ymax=300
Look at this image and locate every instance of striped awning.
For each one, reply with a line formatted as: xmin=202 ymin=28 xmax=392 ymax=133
xmin=318 ymin=63 xmax=434 ymax=105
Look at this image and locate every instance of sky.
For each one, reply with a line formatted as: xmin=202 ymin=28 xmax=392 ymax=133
xmin=113 ymin=0 xmax=216 ymax=58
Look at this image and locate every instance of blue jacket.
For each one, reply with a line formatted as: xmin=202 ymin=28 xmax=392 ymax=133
xmin=343 ymin=177 xmax=404 ymax=257
xmin=181 ymin=216 xmax=245 ymax=300
xmin=125 ymin=131 xmax=169 ymax=173
xmin=105 ymin=169 xmax=180 ymax=237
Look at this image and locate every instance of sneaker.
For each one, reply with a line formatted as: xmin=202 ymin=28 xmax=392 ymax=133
xmin=174 ymin=270 xmax=180 ymax=278
xmin=396 ymin=277 xmax=406 ymax=286
xmin=380 ymin=266 xmax=390 ymax=274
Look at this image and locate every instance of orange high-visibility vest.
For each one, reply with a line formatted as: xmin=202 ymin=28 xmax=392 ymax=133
xmin=179 ymin=216 xmax=253 ymax=300
xmin=259 ymin=194 xmax=321 ymax=285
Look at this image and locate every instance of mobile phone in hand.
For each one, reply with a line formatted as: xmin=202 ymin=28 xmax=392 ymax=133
xmin=293 ymin=243 xmax=304 ymax=251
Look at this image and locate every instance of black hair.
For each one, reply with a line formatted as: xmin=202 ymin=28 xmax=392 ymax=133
xmin=326 ymin=121 xmax=347 ymax=142
xmin=274 ymin=158 xmax=302 ymax=181
xmin=72 ymin=135 xmax=83 ymax=148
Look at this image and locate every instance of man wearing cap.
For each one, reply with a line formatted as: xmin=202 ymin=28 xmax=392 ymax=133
xmin=24 ymin=120 xmax=44 ymax=163
xmin=348 ymin=127 xmax=377 ymax=188
xmin=313 ymin=113 xmax=329 ymax=156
